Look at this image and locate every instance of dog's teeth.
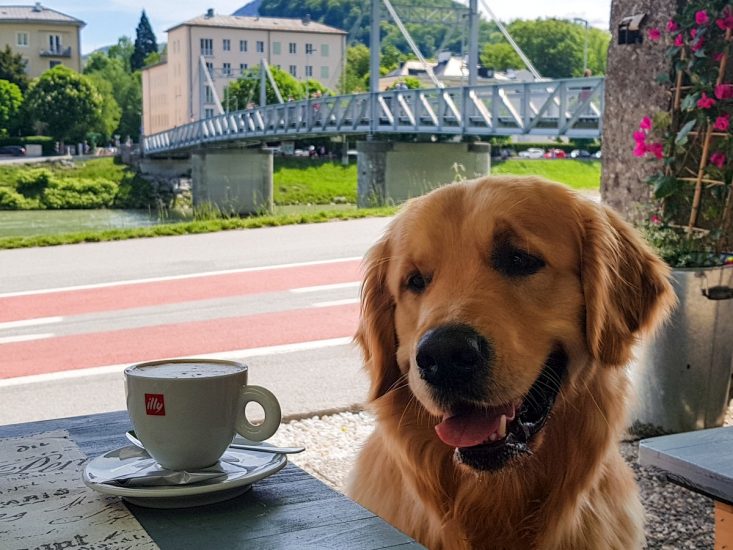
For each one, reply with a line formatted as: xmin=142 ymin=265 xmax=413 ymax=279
xmin=498 ymin=415 xmax=507 ymax=438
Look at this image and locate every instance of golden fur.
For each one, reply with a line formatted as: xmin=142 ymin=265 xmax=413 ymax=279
xmin=347 ymin=176 xmax=675 ymax=550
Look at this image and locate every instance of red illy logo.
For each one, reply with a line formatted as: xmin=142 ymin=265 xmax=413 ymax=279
xmin=145 ymin=393 xmax=165 ymax=415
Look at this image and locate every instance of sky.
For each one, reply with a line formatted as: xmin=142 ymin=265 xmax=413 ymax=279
xmin=46 ymin=0 xmax=612 ymax=54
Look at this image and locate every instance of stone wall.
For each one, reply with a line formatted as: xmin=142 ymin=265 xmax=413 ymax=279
xmin=601 ymin=0 xmax=679 ymax=220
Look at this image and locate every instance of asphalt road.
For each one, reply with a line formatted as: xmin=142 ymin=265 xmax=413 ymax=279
xmin=0 ymin=217 xmax=393 ymax=425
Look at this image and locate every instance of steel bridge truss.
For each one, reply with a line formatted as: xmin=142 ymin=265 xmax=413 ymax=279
xmin=143 ymin=77 xmax=604 ymax=155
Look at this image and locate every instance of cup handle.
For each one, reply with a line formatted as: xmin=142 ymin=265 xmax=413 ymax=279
xmin=235 ymin=385 xmax=282 ymax=442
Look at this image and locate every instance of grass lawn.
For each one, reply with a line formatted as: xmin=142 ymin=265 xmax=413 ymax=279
xmin=492 ymin=159 xmax=601 ymax=190
xmin=274 ymin=158 xmax=357 ymax=205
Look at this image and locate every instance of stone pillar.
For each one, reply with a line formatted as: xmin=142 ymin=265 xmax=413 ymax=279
xmin=191 ymin=149 xmax=273 ymax=215
xmin=601 ymin=0 xmax=678 ymax=220
xmin=357 ymin=141 xmax=491 ymax=207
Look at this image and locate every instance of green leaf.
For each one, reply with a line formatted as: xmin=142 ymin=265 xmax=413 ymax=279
xmin=652 ymin=175 xmax=683 ymax=199
xmin=675 ymin=119 xmax=697 ymax=145
xmin=680 ymin=93 xmax=699 ymax=112
xmin=655 ymin=73 xmax=672 ymax=85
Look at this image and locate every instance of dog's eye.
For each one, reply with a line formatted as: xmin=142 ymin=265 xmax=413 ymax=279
xmin=492 ymin=246 xmax=546 ymax=277
xmin=406 ymin=272 xmax=430 ymax=293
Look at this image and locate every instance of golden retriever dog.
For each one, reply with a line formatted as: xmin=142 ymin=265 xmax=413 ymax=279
xmin=347 ymin=176 xmax=675 ymax=550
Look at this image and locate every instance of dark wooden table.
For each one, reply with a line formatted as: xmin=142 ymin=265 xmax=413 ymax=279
xmin=639 ymin=426 xmax=733 ymax=549
xmin=0 ymin=410 xmax=423 ymax=549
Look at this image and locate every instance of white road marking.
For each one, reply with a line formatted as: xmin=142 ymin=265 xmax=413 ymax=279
xmin=311 ymin=298 xmax=361 ymax=308
xmin=0 ymin=333 xmax=55 ymax=344
xmin=0 ymin=316 xmax=64 ymax=330
xmin=290 ymin=281 xmax=361 ymax=293
xmin=0 ymin=256 xmax=363 ymax=299
xmin=0 ymin=337 xmax=354 ymax=387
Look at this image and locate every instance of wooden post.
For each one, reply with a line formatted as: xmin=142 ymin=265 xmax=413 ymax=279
xmin=688 ymin=124 xmax=713 ymax=229
xmin=716 ymin=501 xmax=733 ymax=550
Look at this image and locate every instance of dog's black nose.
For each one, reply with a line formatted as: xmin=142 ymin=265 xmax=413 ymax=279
xmin=416 ymin=324 xmax=492 ymax=388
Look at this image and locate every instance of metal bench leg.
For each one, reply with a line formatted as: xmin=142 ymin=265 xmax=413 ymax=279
xmin=717 ymin=502 xmax=733 ymax=549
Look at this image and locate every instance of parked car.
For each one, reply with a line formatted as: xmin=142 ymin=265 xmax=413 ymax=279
xmin=544 ymin=148 xmax=567 ymax=159
xmin=594 ymin=150 xmax=602 ymax=158
xmin=0 ymin=145 xmax=26 ymax=156
xmin=570 ymin=149 xmax=592 ymax=159
xmin=517 ymin=147 xmax=544 ymax=159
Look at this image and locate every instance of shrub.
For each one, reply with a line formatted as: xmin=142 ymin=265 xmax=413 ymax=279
xmin=16 ymin=168 xmax=54 ymax=197
xmin=0 ymin=186 xmax=35 ymax=209
xmin=42 ymin=178 xmax=117 ymax=209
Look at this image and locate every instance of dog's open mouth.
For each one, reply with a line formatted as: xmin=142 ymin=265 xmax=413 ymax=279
xmin=433 ymin=348 xmax=568 ymax=471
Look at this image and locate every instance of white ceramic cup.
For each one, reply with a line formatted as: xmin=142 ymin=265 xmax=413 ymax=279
xmin=124 ymin=358 xmax=282 ymax=471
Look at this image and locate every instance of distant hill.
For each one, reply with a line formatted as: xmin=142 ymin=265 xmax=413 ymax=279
xmin=233 ymin=0 xmax=263 ymax=16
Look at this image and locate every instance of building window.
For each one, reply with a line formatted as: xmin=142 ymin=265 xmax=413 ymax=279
xmin=204 ymin=85 xmax=214 ymax=103
xmin=223 ymin=62 xmax=231 ymax=76
xmin=17 ymin=32 xmax=29 ymax=47
xmin=223 ymin=39 xmax=231 ymax=51
xmin=205 ymin=62 xmax=214 ymax=74
xmin=289 ymin=65 xmax=297 ymax=77
xmin=240 ymin=63 xmax=248 ymax=73
xmin=305 ymin=43 xmax=314 ymax=55
xmin=288 ymin=42 xmax=296 ymax=54
xmin=305 ymin=65 xmax=313 ymax=77
xmin=320 ymin=66 xmax=329 ymax=79
xmin=204 ymin=108 xmax=215 ymax=118
xmin=240 ymin=40 xmax=248 ymax=52
xmin=48 ymin=34 xmax=61 ymax=53
xmin=272 ymin=42 xmax=281 ymax=55
xmin=321 ymin=44 xmax=330 ymax=57
xmin=49 ymin=60 xmax=61 ymax=68
xmin=201 ymin=38 xmax=213 ymax=56
xmin=256 ymin=41 xmax=264 ymax=53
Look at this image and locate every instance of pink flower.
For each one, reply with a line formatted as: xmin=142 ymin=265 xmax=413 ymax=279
xmin=690 ymin=28 xmax=698 ymax=39
xmin=695 ymin=10 xmax=709 ymax=25
xmin=715 ymin=84 xmax=733 ymax=99
xmin=647 ymin=28 xmax=662 ymax=41
xmin=709 ymin=151 xmax=727 ymax=169
xmin=650 ymin=214 xmax=662 ymax=224
xmin=692 ymin=37 xmax=705 ymax=52
xmin=717 ymin=7 xmax=733 ymax=30
xmin=697 ymin=92 xmax=716 ymax=109
xmin=714 ymin=52 xmax=724 ymax=62
xmin=674 ymin=33 xmax=684 ymax=47
xmin=713 ymin=114 xmax=730 ymax=132
xmin=633 ymin=142 xmax=647 ymax=157
xmin=666 ymin=20 xmax=678 ymax=32
xmin=633 ymin=130 xmax=648 ymax=143
xmin=639 ymin=116 xmax=652 ymax=130
xmin=647 ymin=143 xmax=664 ymax=159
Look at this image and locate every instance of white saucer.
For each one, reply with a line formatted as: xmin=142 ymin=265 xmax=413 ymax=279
xmin=83 ymin=444 xmax=287 ymax=508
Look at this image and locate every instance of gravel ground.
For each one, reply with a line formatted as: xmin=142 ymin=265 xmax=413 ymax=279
xmin=269 ymin=403 xmax=733 ymax=549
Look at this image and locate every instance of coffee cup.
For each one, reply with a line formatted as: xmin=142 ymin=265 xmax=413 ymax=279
xmin=124 ymin=358 xmax=281 ymax=471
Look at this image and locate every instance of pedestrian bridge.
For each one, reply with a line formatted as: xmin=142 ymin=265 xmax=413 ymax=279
xmin=142 ymin=77 xmax=604 ymax=156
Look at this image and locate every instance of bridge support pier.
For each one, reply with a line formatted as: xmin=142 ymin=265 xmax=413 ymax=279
xmin=356 ymin=141 xmax=491 ymax=207
xmin=191 ymin=149 xmax=273 ymax=215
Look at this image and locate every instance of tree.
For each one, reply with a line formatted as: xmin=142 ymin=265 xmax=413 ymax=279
xmin=130 ymin=11 xmax=158 ymax=71
xmin=0 ymin=79 xmax=22 ymax=135
xmin=343 ymin=44 xmax=370 ymax=93
xmin=85 ymin=73 xmax=122 ymax=142
xmin=506 ymin=19 xmax=585 ymax=78
xmin=24 ymin=66 xmax=103 ymax=147
xmin=0 ymin=45 xmax=28 ymax=91
xmin=480 ymin=43 xmax=523 ymax=71
xmin=108 ymin=36 xmax=135 ymax=73
xmin=224 ymin=66 xmax=305 ymax=108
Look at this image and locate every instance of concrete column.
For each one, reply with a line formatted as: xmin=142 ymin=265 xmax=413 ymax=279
xmin=191 ymin=149 xmax=273 ymax=215
xmin=357 ymin=141 xmax=491 ymax=207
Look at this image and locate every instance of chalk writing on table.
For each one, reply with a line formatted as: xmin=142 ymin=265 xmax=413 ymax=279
xmin=0 ymin=430 xmax=157 ymax=550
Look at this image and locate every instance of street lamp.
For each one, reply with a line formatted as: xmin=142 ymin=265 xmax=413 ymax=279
xmin=573 ymin=17 xmax=589 ymax=75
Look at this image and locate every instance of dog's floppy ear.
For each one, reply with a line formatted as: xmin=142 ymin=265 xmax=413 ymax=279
xmin=581 ymin=203 xmax=676 ymax=366
xmin=356 ymin=233 xmax=401 ymax=401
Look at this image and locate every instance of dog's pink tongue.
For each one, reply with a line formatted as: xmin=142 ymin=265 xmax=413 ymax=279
xmin=434 ymin=403 xmax=516 ymax=448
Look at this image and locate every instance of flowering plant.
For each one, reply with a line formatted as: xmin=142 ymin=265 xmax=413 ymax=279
xmin=635 ymin=1 xmax=733 ymax=267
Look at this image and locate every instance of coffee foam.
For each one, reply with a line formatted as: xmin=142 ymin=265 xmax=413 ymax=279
xmin=129 ymin=361 xmax=245 ymax=379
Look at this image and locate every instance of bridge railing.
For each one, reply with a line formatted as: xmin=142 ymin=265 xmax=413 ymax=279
xmin=142 ymin=77 xmax=604 ymax=155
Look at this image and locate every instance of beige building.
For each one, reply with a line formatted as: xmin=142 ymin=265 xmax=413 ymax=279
xmin=142 ymin=10 xmax=347 ymax=136
xmin=0 ymin=3 xmax=84 ymax=78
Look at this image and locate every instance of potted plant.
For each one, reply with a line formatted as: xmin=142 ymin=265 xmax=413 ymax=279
xmin=628 ymin=1 xmax=733 ymax=436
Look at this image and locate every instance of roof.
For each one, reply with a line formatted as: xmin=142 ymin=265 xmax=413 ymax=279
xmin=0 ymin=4 xmax=85 ymax=26
xmin=168 ymin=13 xmax=346 ymax=35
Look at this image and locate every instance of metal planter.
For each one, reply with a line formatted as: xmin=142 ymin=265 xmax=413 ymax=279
xmin=628 ymin=264 xmax=733 ymax=436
